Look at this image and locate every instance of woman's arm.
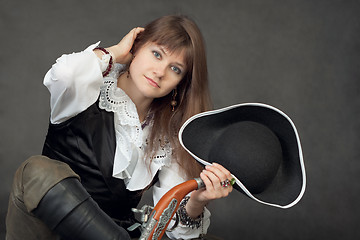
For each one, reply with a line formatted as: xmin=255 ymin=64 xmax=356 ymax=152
xmin=43 ymin=43 xmax=105 ymax=124
xmin=44 ymin=27 xmax=144 ymax=124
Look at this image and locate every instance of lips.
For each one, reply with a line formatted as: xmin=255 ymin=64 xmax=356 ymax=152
xmin=145 ymin=76 xmax=160 ymax=88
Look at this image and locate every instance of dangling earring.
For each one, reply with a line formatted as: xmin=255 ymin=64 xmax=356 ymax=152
xmin=171 ymin=89 xmax=178 ymax=112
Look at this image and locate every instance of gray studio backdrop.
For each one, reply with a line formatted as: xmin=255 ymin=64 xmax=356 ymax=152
xmin=1 ymin=0 xmax=359 ymax=239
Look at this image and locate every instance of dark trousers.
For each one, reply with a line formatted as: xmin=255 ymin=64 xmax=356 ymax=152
xmin=5 ymin=155 xmax=79 ymax=240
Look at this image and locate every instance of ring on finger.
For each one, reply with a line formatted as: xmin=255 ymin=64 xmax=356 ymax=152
xmin=220 ymin=178 xmax=236 ymax=188
xmin=220 ymin=179 xmax=231 ymax=187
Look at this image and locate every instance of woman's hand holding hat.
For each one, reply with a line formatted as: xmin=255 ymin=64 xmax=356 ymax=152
xmin=201 ymin=163 xmax=234 ymax=198
xmin=185 ymin=163 xmax=233 ymax=218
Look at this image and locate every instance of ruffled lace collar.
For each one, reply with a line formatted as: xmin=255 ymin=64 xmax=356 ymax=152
xmin=99 ymin=64 xmax=140 ymax=126
xmin=98 ymin=64 xmax=171 ymax=190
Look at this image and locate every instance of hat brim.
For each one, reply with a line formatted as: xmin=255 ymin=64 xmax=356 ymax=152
xmin=179 ymin=103 xmax=306 ymax=208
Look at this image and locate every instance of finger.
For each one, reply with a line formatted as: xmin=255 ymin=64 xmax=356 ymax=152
xmin=134 ymin=27 xmax=145 ymax=34
xmin=202 ymin=170 xmax=232 ymax=199
xmin=212 ymin=162 xmax=231 ymax=176
xmin=130 ymin=27 xmax=144 ymax=41
xmin=205 ymin=165 xmax=228 ymax=183
xmin=111 ymin=27 xmax=143 ymax=64
xmin=123 ymin=27 xmax=144 ymax=58
xmin=207 ymin=164 xmax=235 ymax=192
xmin=118 ymin=27 xmax=143 ymax=48
xmin=202 ymin=169 xmax=223 ymax=190
xmin=200 ymin=171 xmax=214 ymax=191
xmin=212 ymin=163 xmax=232 ymax=178
xmin=222 ymin=185 xmax=233 ymax=197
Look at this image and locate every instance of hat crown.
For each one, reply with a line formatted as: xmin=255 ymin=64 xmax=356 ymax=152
xmin=209 ymin=121 xmax=282 ymax=194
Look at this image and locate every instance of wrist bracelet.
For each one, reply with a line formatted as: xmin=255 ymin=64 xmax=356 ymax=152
xmin=94 ymin=47 xmax=113 ymax=77
xmin=177 ymin=196 xmax=203 ymax=229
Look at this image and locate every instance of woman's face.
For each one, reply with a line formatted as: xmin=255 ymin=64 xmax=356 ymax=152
xmin=128 ymin=42 xmax=187 ymax=100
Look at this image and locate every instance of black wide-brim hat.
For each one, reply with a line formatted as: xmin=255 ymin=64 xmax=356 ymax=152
xmin=179 ymin=103 xmax=306 ymax=208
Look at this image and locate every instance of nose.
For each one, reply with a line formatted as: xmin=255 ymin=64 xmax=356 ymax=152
xmin=153 ymin=62 xmax=166 ymax=79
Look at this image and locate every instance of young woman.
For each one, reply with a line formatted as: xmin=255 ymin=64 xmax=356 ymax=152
xmin=6 ymin=15 xmax=233 ymax=240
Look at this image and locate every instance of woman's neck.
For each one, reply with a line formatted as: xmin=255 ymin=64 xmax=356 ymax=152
xmin=117 ymin=73 xmax=153 ymax=122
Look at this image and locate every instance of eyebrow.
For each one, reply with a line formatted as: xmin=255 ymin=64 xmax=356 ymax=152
xmin=159 ymin=46 xmax=185 ymax=68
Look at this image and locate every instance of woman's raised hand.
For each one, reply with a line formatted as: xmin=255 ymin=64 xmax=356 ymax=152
xmin=107 ymin=27 xmax=145 ymax=64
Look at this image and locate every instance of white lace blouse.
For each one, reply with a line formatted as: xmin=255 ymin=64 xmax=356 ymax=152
xmin=43 ymin=42 xmax=210 ymax=239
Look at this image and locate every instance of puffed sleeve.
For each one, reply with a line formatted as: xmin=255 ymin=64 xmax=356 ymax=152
xmin=43 ymin=42 xmax=109 ymax=124
xmin=153 ymin=163 xmax=211 ymax=239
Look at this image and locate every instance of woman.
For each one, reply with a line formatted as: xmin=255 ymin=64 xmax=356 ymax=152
xmin=6 ymin=15 xmax=233 ymax=240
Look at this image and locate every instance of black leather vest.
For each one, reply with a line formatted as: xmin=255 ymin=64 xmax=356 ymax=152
xmin=42 ymin=100 xmax=142 ymax=222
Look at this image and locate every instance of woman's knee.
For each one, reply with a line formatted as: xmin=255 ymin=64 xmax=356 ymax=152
xmin=15 ymin=155 xmax=79 ymax=211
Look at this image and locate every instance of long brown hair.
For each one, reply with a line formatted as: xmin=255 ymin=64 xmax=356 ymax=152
xmin=132 ymin=15 xmax=212 ymax=179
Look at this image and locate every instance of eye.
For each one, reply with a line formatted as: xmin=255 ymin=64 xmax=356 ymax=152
xmin=171 ymin=66 xmax=182 ymax=74
xmin=152 ymin=51 xmax=161 ymax=59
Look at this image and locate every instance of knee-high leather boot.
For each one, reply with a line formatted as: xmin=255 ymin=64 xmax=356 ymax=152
xmin=32 ymin=177 xmax=131 ymax=240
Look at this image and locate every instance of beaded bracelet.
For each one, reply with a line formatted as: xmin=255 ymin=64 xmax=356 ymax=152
xmin=177 ymin=196 xmax=203 ymax=229
xmin=94 ymin=47 xmax=113 ymax=77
